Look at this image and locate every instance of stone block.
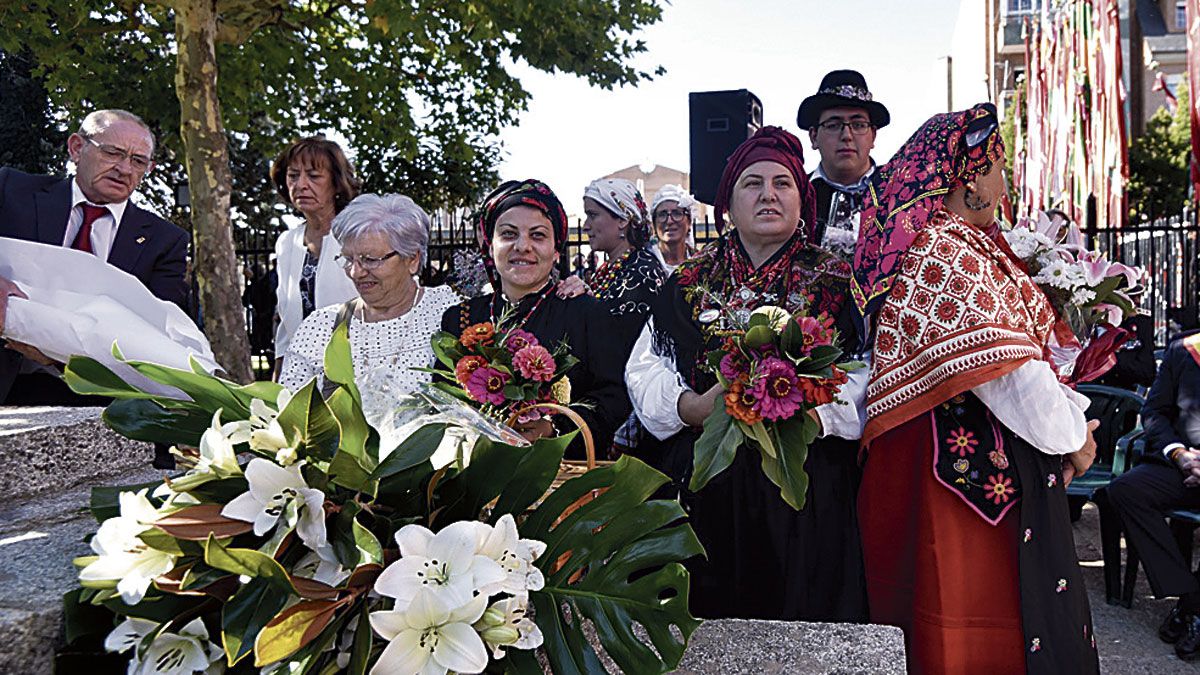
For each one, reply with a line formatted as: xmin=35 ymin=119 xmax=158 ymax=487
xmin=673 ymin=619 xmax=906 ymax=674
xmin=0 ymin=406 xmax=154 ymax=500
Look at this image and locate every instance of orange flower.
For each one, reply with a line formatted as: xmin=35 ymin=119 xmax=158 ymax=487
xmin=461 ymin=322 xmax=496 ymax=348
xmin=798 ymin=377 xmax=836 ymax=406
xmin=724 ymin=379 xmax=763 ymax=425
xmin=455 ymin=355 xmax=489 ymax=384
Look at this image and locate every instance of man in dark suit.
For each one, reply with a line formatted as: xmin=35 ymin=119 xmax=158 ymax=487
xmin=1108 ymin=329 xmax=1200 ymax=659
xmin=0 ymin=109 xmax=189 ymax=406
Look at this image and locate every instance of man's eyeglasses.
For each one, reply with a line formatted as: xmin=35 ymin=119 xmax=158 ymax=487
xmin=336 ymin=251 xmax=400 ymax=271
xmin=655 ymin=208 xmax=690 ymax=223
xmin=83 ymin=136 xmax=154 ymax=172
xmin=816 ymin=120 xmax=873 ymax=136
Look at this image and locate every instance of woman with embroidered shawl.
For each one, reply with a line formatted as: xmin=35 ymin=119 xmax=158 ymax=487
xmin=625 ymin=127 xmax=869 ymax=621
xmin=852 ymin=104 xmax=1099 ymax=674
xmin=582 ymin=178 xmax=667 ymax=452
xmin=440 ymin=179 xmax=631 ymax=453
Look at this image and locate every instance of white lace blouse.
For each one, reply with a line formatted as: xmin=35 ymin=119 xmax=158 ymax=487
xmin=279 ymin=285 xmax=462 ymax=412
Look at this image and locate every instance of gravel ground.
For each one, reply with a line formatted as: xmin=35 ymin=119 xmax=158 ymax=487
xmin=1077 ymin=501 xmax=1200 ymax=673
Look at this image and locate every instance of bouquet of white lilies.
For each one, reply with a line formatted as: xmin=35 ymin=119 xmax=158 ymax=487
xmin=59 ymin=324 xmax=702 ymax=674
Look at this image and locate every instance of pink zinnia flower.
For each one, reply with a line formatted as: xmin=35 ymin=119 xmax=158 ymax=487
xmin=794 ymin=315 xmax=835 ymax=355
xmin=465 ymin=366 xmax=509 ymax=405
xmin=512 ymin=345 xmax=556 ymax=382
xmin=504 ymin=328 xmax=540 ymax=353
xmin=719 ymin=352 xmax=748 ymax=381
xmin=748 ymin=357 xmax=804 ymax=421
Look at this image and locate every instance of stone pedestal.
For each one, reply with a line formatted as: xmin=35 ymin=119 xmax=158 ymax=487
xmin=0 ymin=406 xmax=908 ymax=674
xmin=0 ymin=407 xmax=158 ymax=673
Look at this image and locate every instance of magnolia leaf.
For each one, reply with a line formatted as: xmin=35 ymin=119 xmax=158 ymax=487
xmin=188 ymin=476 xmax=252 ymax=503
xmin=518 ymin=456 xmax=703 ymax=674
xmin=121 ymin=359 xmax=251 ymax=416
xmin=326 ymin=387 xmax=378 ymax=494
xmin=434 ymin=432 xmax=571 ymax=524
xmin=689 ymin=402 xmax=740 ymax=492
xmin=137 ymin=529 xmax=188 ymax=556
xmin=62 ymin=588 xmax=115 ymax=646
xmin=322 ymin=320 xmax=362 ymax=407
xmin=277 ymin=379 xmax=340 ymax=462
xmin=290 ymin=576 xmax=340 ymax=601
xmin=347 ymin=604 xmax=373 ymax=675
xmin=371 ymin=423 xmax=447 ymax=479
xmin=222 ymin=577 xmax=291 ymax=666
xmin=102 ymin=398 xmax=212 ymax=447
xmin=203 ymin=535 xmax=298 ymax=596
xmin=63 ymin=356 xmax=152 ymax=399
xmin=155 ymin=503 xmax=254 ymax=540
xmin=253 ymin=599 xmax=344 ymax=666
xmin=90 ymin=480 xmax=163 ymax=522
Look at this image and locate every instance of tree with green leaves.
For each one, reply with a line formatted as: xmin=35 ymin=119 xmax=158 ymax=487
xmin=0 ymin=49 xmax=66 ymax=175
xmin=0 ymin=1 xmax=664 ymax=380
xmin=1128 ymin=79 xmax=1191 ymax=223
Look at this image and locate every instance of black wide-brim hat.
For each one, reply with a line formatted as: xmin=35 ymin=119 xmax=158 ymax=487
xmin=797 ymin=69 xmax=890 ymax=129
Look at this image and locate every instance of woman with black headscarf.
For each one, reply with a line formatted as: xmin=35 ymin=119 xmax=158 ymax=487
xmin=440 ymin=179 xmax=631 ymax=452
xmin=853 ymin=104 xmax=1099 ymax=674
xmin=625 ymin=127 xmax=870 ymax=621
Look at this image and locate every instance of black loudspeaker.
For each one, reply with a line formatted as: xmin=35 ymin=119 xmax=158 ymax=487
xmin=689 ymin=89 xmax=763 ymax=205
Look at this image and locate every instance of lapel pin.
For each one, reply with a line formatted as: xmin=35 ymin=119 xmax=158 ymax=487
xmin=136 ymin=236 xmax=146 ymax=244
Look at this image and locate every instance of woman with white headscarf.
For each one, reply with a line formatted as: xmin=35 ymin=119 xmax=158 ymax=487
xmin=650 ymin=184 xmax=698 ymax=273
xmin=582 ymin=177 xmax=667 ymax=453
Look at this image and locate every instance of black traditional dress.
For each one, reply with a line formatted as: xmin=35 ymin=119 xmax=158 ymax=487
xmin=440 ymin=283 xmax=632 ymax=456
xmin=640 ymin=229 xmax=869 ymax=621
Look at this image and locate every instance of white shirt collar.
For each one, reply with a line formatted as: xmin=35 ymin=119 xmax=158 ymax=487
xmin=812 ymin=162 xmax=876 ymax=193
xmin=71 ymin=177 xmax=130 ymax=226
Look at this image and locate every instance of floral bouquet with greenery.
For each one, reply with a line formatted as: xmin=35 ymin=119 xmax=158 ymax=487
xmin=57 ymin=325 xmax=702 ymax=674
xmin=427 ymin=321 xmax=576 ymax=425
xmin=690 ymin=305 xmax=859 ymax=511
xmin=1004 ymin=211 xmax=1146 ymax=382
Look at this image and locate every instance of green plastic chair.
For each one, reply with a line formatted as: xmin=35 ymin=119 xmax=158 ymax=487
xmin=1067 ymin=384 xmax=1145 ymax=605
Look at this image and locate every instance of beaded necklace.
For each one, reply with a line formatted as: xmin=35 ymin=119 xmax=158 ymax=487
xmin=490 ymin=281 xmax=558 ymax=331
xmin=588 ymin=247 xmax=635 ymax=299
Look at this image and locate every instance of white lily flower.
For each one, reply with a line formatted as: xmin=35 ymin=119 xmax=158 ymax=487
xmin=154 ymin=412 xmax=244 ymax=497
xmin=293 ymin=550 xmax=351 ymax=587
xmin=475 ymin=596 xmax=544 ymax=659
xmin=374 ymin=521 xmax=505 ymax=614
xmin=105 ymin=616 xmax=223 ymax=675
xmin=79 ymin=490 xmax=177 ymax=604
xmin=221 ymin=458 xmax=327 ymax=553
xmin=475 ymin=514 xmax=546 ymax=596
xmin=369 ymin=592 xmax=489 ymax=675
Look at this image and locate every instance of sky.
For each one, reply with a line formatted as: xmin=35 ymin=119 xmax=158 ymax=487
xmin=495 ymin=0 xmax=966 ymax=216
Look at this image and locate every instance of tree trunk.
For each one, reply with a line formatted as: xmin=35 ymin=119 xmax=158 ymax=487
xmin=174 ymin=1 xmax=253 ymax=383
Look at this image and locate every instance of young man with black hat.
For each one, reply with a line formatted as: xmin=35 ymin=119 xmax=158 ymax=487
xmin=797 ymin=69 xmax=889 ymax=259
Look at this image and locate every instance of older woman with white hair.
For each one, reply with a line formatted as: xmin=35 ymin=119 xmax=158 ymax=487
xmin=279 ymin=193 xmax=461 ymax=404
xmin=649 ymin=184 xmax=698 ymax=273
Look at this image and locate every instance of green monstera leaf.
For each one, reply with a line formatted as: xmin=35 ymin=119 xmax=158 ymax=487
xmin=509 ymin=456 xmax=704 ymax=675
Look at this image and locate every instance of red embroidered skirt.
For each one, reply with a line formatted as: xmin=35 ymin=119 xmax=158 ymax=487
xmin=859 ymin=413 xmax=1026 ymax=674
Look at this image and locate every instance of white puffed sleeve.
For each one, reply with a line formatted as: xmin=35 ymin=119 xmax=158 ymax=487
xmin=624 ymin=319 xmax=690 ymax=441
xmin=814 ymin=353 xmax=870 ymax=440
xmin=972 ymin=359 xmax=1090 ymax=455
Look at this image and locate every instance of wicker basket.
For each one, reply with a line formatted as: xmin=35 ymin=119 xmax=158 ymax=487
xmin=506 ymin=403 xmax=614 ymax=504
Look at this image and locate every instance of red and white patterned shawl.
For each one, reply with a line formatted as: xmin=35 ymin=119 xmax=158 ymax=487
xmin=863 ymin=210 xmax=1057 ymax=444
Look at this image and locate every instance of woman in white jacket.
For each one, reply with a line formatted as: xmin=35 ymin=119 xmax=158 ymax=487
xmin=270 ymin=137 xmax=360 ymax=376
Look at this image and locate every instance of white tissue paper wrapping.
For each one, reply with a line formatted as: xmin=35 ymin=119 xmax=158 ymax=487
xmin=0 ymin=237 xmax=218 ymax=399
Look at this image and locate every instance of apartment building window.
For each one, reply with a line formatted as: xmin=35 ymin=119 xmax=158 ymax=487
xmin=1178 ymin=1 xmax=1188 ymax=31
xmin=1007 ymin=0 xmax=1039 ymax=15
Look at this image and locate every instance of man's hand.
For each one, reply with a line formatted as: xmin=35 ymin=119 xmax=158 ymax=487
xmin=0 ymin=274 xmax=28 ymax=335
xmin=1175 ymin=447 xmax=1200 ymax=487
xmin=1064 ymin=419 xmax=1101 ymax=487
xmin=5 ymin=340 xmax=57 ymax=367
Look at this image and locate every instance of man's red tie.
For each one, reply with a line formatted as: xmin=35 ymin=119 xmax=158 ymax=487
xmin=72 ymin=203 xmax=108 ymax=254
